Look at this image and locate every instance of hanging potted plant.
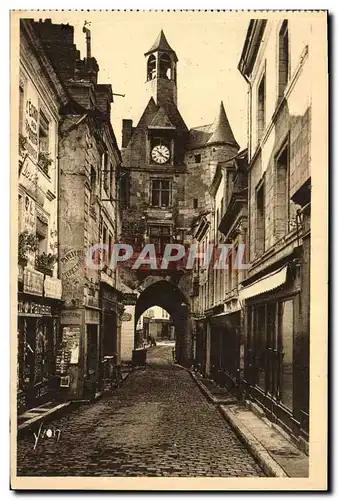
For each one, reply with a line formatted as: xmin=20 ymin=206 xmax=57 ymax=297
xmin=38 ymin=151 xmax=53 ymax=176
xmin=35 ymin=252 xmax=57 ymax=277
xmin=18 ymin=231 xmax=38 ymax=266
xmin=18 ymin=134 xmax=27 ymax=175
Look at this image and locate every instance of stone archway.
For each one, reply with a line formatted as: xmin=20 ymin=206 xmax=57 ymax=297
xmin=134 ymin=279 xmax=192 ymax=366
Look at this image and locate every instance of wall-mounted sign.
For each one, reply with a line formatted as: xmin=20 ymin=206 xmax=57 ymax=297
xmin=23 ymin=268 xmax=44 ymax=296
xmin=44 ymin=276 xmax=62 ymax=299
xmin=24 ymin=82 xmax=39 ymax=162
xmin=19 ymin=158 xmax=37 ymax=197
xmin=85 ymin=309 xmax=100 ymax=324
xmin=19 ymin=193 xmax=36 ymax=235
xmin=60 ymin=309 xmax=82 ymax=325
xmin=18 ymin=300 xmax=52 ymax=316
xmin=62 ymin=327 xmax=81 ymax=365
xmin=84 ymin=295 xmax=99 ymax=309
xmin=121 ymin=312 xmax=132 ymax=322
xmin=122 ymin=292 xmax=138 ymax=305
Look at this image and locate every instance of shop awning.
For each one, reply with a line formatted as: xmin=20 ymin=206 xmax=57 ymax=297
xmin=238 ymin=265 xmax=288 ymax=301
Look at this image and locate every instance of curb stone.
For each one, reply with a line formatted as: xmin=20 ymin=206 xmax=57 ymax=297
xmin=183 ymin=364 xmax=289 ymax=478
xmin=189 ymin=370 xmax=237 ymax=405
xmin=218 ymin=405 xmax=288 ymax=478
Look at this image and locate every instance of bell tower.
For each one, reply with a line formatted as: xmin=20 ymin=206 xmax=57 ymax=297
xmin=145 ymin=30 xmax=178 ymax=106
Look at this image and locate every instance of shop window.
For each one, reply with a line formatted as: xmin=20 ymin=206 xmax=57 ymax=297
xmin=266 ymin=302 xmax=277 ymax=395
xmin=254 ymin=305 xmax=266 ymax=392
xmin=279 ymin=299 xmax=294 ymax=410
xmin=278 ymin=20 xmax=289 ymax=100
xmin=255 ymin=182 xmax=265 ymax=257
xmin=87 ymin=325 xmax=98 ymax=375
xmin=257 ymin=72 xmax=266 ymax=142
xmin=194 ymin=153 xmax=201 ymax=164
xmin=148 ymin=225 xmax=171 ymax=255
xmin=151 ymin=179 xmax=171 ymax=207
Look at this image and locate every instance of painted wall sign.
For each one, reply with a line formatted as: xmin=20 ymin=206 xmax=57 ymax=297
xmin=60 ymin=248 xmax=84 ymax=281
xmin=44 ymin=276 xmax=62 ymax=299
xmin=24 ymin=82 xmax=39 ymax=162
xmin=20 ymin=193 xmax=36 ymax=235
xmin=19 ymin=158 xmax=37 ymax=197
xmin=23 ymin=268 xmax=44 ymax=296
xmin=18 ymin=300 xmax=52 ymax=316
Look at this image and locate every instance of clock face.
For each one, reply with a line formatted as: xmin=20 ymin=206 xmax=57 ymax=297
xmin=151 ymin=144 xmax=170 ymax=164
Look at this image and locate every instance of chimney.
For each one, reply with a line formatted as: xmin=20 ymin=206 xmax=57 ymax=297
xmin=82 ymin=21 xmax=92 ymax=59
xmin=122 ymin=119 xmax=133 ymax=148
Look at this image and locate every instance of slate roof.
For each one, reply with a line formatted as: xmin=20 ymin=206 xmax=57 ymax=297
xmin=187 ymin=101 xmax=239 ymax=150
xmin=145 ymin=30 xmax=178 ymax=62
xmin=149 ymin=106 xmax=175 ymax=129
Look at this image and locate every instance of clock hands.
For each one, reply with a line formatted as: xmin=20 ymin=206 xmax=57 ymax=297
xmin=156 ymin=150 xmax=169 ymax=160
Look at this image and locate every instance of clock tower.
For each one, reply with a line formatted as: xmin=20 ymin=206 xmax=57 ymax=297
xmin=120 ymin=31 xmax=240 ymax=367
xmin=145 ymin=30 xmax=178 ymax=107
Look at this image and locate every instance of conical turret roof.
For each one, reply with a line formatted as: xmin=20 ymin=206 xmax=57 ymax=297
xmin=145 ymin=30 xmax=178 ymax=61
xmin=207 ymin=101 xmax=239 ymax=149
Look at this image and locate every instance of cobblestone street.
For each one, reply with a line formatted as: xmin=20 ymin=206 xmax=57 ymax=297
xmin=16 ymin=345 xmax=264 ymax=477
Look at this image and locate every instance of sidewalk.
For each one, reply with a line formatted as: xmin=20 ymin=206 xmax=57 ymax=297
xmin=17 ymin=400 xmax=73 ymax=437
xmin=17 ymin=370 xmax=131 ymax=438
xmin=189 ymin=370 xmax=309 ymax=478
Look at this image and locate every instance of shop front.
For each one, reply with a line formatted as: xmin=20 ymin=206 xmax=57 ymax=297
xmin=193 ymin=318 xmax=207 ymax=375
xmin=210 ymin=309 xmax=241 ymax=393
xmin=99 ymin=282 xmax=121 ymax=390
xmin=17 ymin=268 xmax=62 ymax=413
xmin=240 ymin=259 xmax=308 ymax=440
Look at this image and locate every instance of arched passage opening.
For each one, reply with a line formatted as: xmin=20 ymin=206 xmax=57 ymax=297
xmin=134 ymin=280 xmax=191 ymax=366
xmin=136 ymin=306 xmax=174 ymax=347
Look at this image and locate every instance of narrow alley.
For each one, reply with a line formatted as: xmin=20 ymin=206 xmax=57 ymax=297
xmin=17 ymin=345 xmax=264 ymax=477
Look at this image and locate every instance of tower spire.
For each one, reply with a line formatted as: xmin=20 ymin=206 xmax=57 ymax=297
xmin=207 ymin=101 xmax=239 ymax=149
xmin=145 ymin=30 xmax=178 ymax=106
xmin=145 ymin=30 xmax=178 ymax=62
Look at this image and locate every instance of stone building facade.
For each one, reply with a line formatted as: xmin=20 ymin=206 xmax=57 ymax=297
xmin=121 ymin=31 xmax=240 ymax=366
xmin=236 ymin=18 xmax=313 ymax=447
xmin=187 ymin=17 xmax=318 ymax=449
xmin=17 ymin=19 xmax=65 ymax=412
xmin=22 ymin=19 xmax=124 ymax=402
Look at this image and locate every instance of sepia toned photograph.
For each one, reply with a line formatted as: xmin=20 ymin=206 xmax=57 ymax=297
xmin=10 ymin=9 xmax=328 ymax=491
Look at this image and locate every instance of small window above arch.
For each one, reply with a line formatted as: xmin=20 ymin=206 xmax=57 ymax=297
xmin=147 ymin=55 xmax=156 ymax=81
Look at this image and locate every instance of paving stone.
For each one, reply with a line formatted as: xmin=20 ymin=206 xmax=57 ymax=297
xmin=17 ymin=345 xmax=264 ymax=477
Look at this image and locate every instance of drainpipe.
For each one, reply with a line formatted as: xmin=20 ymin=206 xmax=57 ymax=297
xmin=242 ymin=72 xmax=252 ymax=264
